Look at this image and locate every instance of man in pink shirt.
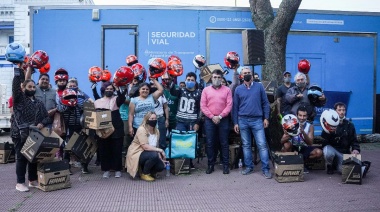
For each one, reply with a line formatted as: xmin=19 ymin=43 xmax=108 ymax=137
xmin=201 ymin=69 xmax=233 ymax=174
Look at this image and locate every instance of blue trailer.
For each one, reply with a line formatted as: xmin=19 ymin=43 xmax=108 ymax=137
xmin=30 ymin=6 xmax=380 ymax=134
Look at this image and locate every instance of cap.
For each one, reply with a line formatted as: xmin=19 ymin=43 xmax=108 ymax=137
xmin=283 ymin=71 xmax=291 ymax=76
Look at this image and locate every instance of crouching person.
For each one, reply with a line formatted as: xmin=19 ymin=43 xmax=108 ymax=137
xmin=280 ymin=107 xmax=322 ymax=173
xmin=126 ymin=112 xmax=166 ymax=182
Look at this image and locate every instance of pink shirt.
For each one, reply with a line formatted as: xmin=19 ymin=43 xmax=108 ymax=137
xmin=201 ymin=85 xmax=233 ymax=119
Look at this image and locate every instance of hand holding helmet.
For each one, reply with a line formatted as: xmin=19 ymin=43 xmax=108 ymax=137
xmin=88 ymin=66 xmax=103 ymax=83
xmin=5 ymin=42 xmax=26 ymax=63
xmin=298 ymin=59 xmax=311 ymax=74
xmin=281 ymin=114 xmax=300 ymax=136
xmin=131 ymin=63 xmax=147 ymax=82
xmin=224 ymin=51 xmax=240 ymax=69
xmin=193 ymin=54 xmax=206 ymax=69
xmin=113 ymin=66 xmax=134 ymax=87
xmin=148 ymin=58 xmax=166 ymax=78
xmin=29 ymin=50 xmax=49 ymax=69
xmin=167 ymin=59 xmax=183 ymax=77
xmin=307 ymin=84 xmax=325 ymax=107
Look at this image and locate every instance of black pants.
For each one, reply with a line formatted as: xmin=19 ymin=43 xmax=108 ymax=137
xmin=139 ymin=151 xmax=165 ymax=175
xmin=98 ymin=137 xmax=123 ymax=171
xmin=13 ymin=137 xmax=37 ymax=184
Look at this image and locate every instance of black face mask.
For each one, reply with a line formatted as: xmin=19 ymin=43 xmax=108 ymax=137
xmin=58 ymin=84 xmax=66 ymax=90
xmin=25 ymin=90 xmax=36 ymax=97
xmin=243 ymin=74 xmax=252 ymax=82
xmin=147 ymin=120 xmax=157 ymax=128
xmin=104 ymin=91 xmax=113 ymax=97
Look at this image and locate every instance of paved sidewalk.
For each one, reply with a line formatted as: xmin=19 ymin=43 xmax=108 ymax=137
xmin=0 ymin=135 xmax=379 ymax=211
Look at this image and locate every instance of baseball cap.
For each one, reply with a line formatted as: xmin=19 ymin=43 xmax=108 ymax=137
xmin=283 ymin=71 xmax=291 ymax=76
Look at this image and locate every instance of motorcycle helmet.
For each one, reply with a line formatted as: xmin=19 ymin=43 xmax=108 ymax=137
xmin=39 ymin=62 xmax=51 ymax=74
xmin=224 ymin=51 xmax=240 ymax=69
xmin=101 ymin=69 xmax=112 ymax=82
xmin=281 ymin=114 xmax=300 ymax=136
xmin=148 ymin=58 xmax=166 ymax=78
xmin=131 ymin=63 xmax=147 ymax=82
xmin=61 ymin=89 xmax=78 ymax=107
xmin=54 ymin=68 xmax=69 ymax=82
xmin=29 ymin=50 xmax=49 ymax=69
xmin=88 ymin=66 xmax=102 ymax=83
xmin=168 ymin=55 xmax=181 ymax=63
xmin=298 ymin=59 xmax=311 ymax=74
xmin=126 ymin=55 xmax=138 ymax=66
xmin=193 ymin=54 xmax=206 ymax=69
xmin=307 ymin=84 xmax=324 ymax=107
xmin=5 ymin=42 xmax=26 ymax=63
xmin=320 ymin=109 xmax=340 ymax=134
xmin=167 ymin=60 xmax=183 ymax=76
xmin=113 ymin=66 xmax=134 ymax=86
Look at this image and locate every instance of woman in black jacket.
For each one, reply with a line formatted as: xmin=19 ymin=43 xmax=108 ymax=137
xmin=12 ymin=66 xmax=51 ymax=192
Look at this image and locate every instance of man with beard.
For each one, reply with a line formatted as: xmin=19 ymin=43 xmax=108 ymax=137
xmin=276 ymin=71 xmax=295 ymax=116
xmin=162 ymin=72 xmax=180 ymax=131
xmin=35 ymin=74 xmax=57 ymax=120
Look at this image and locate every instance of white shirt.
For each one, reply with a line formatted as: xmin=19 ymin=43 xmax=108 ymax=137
xmin=148 ymin=134 xmax=158 ymax=147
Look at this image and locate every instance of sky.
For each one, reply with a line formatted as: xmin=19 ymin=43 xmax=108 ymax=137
xmin=92 ymin=0 xmax=380 ymax=12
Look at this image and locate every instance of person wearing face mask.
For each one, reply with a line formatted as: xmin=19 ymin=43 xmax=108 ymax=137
xmin=94 ymin=81 xmax=127 ymax=178
xmin=12 ymin=65 xmax=52 ymax=192
xmin=200 ymin=69 xmax=232 ymax=174
xmin=161 ymin=72 xmax=181 ymax=132
xmin=35 ymin=74 xmax=57 ymax=119
xmin=276 ymin=71 xmax=295 ymax=117
xmin=126 ymin=112 xmax=166 ymax=181
xmin=321 ymin=102 xmax=361 ymax=175
xmin=285 ymin=72 xmax=326 ymax=121
xmin=280 ymin=106 xmax=322 ymax=173
xmin=232 ymin=67 xmax=271 ymax=178
xmin=57 ymin=78 xmax=91 ymax=174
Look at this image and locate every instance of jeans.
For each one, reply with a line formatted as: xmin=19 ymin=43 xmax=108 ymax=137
xmin=204 ymin=117 xmax=230 ymax=166
xmin=238 ymin=117 xmax=270 ymax=172
xmin=157 ymin=116 xmax=167 ymax=150
xmin=323 ymin=145 xmax=343 ymax=172
xmin=139 ymin=151 xmax=165 ymax=175
xmin=176 ymin=121 xmax=196 ymax=132
xmin=98 ymin=137 xmax=123 ymax=171
xmin=13 ymin=138 xmax=37 ymax=184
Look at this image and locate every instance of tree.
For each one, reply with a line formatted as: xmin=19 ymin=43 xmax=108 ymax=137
xmin=249 ymin=0 xmax=302 ymax=151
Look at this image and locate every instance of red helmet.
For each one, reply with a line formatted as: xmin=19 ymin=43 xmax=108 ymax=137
xmin=167 ymin=60 xmax=183 ymax=76
xmin=101 ymin=69 xmax=112 ymax=82
xmin=54 ymin=68 xmax=69 ymax=82
xmin=88 ymin=66 xmax=102 ymax=83
xmin=113 ymin=66 xmax=134 ymax=86
xmin=224 ymin=51 xmax=240 ymax=69
xmin=61 ymin=89 xmax=78 ymax=107
xmin=39 ymin=62 xmax=50 ymax=74
xmin=131 ymin=63 xmax=147 ymax=82
xmin=126 ymin=55 xmax=138 ymax=66
xmin=148 ymin=58 xmax=166 ymax=78
xmin=29 ymin=50 xmax=49 ymax=69
xmin=168 ymin=55 xmax=181 ymax=63
xmin=298 ymin=59 xmax=311 ymax=74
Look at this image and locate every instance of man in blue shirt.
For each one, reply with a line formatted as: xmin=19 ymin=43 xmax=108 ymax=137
xmin=232 ymin=67 xmax=271 ymax=178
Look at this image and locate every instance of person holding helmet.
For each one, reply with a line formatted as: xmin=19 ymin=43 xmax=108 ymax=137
xmin=161 ymin=71 xmax=181 ymax=131
xmin=128 ymin=63 xmax=147 ymax=98
xmin=35 ymin=74 xmax=57 ymax=120
xmin=11 ymin=64 xmax=51 ymax=192
xmin=281 ymin=107 xmax=323 ymax=173
xmin=276 ymin=71 xmax=295 ymax=117
xmin=285 ymin=72 xmax=326 ymax=121
xmin=321 ymin=103 xmax=361 ymax=175
xmin=54 ymin=68 xmax=69 ymax=98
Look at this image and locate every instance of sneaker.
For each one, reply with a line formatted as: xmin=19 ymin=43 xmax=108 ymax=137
xmin=81 ymin=167 xmax=90 ymax=174
xmin=73 ymin=161 xmax=81 ymax=168
xmin=28 ymin=181 xmax=38 ymax=188
xmin=140 ymin=173 xmax=155 ymax=182
xmin=16 ymin=183 xmax=29 ymax=192
xmin=304 ymin=167 xmax=309 ymax=174
xmin=115 ymin=171 xmax=122 ymax=178
xmin=241 ymin=168 xmax=254 ymax=175
xmin=263 ymin=171 xmax=272 ymax=179
xmin=103 ymin=171 xmax=110 ymax=178
xmin=327 ymin=165 xmax=334 ymax=175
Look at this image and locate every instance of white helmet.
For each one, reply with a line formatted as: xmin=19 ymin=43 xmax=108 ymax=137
xmin=193 ymin=54 xmax=206 ymax=69
xmin=320 ymin=109 xmax=340 ymax=134
xmin=281 ymin=114 xmax=300 ymax=136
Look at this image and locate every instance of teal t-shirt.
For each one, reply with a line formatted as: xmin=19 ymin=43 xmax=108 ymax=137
xmin=119 ymin=103 xmax=129 ymax=121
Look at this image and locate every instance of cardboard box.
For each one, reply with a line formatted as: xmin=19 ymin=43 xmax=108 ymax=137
xmin=84 ymin=110 xmax=112 ymax=129
xmin=170 ymin=158 xmax=190 ymax=175
xmin=65 ymin=131 xmax=97 ymax=164
xmin=21 ymin=128 xmax=63 ymax=163
xmin=229 ymin=144 xmax=241 ymax=169
xmin=0 ymin=141 xmax=15 ymax=164
xmin=38 ymin=160 xmax=71 ymax=192
xmin=342 ymin=154 xmax=362 ymax=185
xmin=274 ymin=152 xmax=304 ymax=183
xmin=305 ymin=157 xmax=326 ymax=170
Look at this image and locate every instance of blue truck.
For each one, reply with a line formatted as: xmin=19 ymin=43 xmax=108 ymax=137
xmin=29 ymin=5 xmax=380 ymax=134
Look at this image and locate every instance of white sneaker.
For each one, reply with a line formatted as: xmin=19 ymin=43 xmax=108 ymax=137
xmin=16 ymin=183 xmax=30 ymax=192
xmin=28 ymin=181 xmax=38 ymax=188
xmin=115 ymin=171 xmax=122 ymax=178
xmin=103 ymin=171 xmax=110 ymax=178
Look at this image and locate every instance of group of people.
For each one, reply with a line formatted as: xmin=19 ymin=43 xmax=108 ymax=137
xmin=10 ymin=54 xmax=364 ymax=192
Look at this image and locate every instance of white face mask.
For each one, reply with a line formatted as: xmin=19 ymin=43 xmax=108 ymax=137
xmin=212 ymin=78 xmax=221 ymax=87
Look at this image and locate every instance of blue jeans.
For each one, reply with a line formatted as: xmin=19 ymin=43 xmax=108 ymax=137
xmin=157 ymin=116 xmax=167 ymax=150
xmin=176 ymin=121 xmax=196 ymax=132
xmin=238 ymin=117 xmax=270 ymax=172
xmin=204 ymin=117 xmax=230 ymax=166
xmin=323 ymin=145 xmax=343 ymax=172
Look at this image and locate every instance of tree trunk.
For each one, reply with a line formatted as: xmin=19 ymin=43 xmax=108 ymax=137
xmin=249 ymin=0 xmax=302 ymax=151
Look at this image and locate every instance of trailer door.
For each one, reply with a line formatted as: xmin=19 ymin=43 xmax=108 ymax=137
xmin=102 ymin=25 xmax=138 ymax=73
